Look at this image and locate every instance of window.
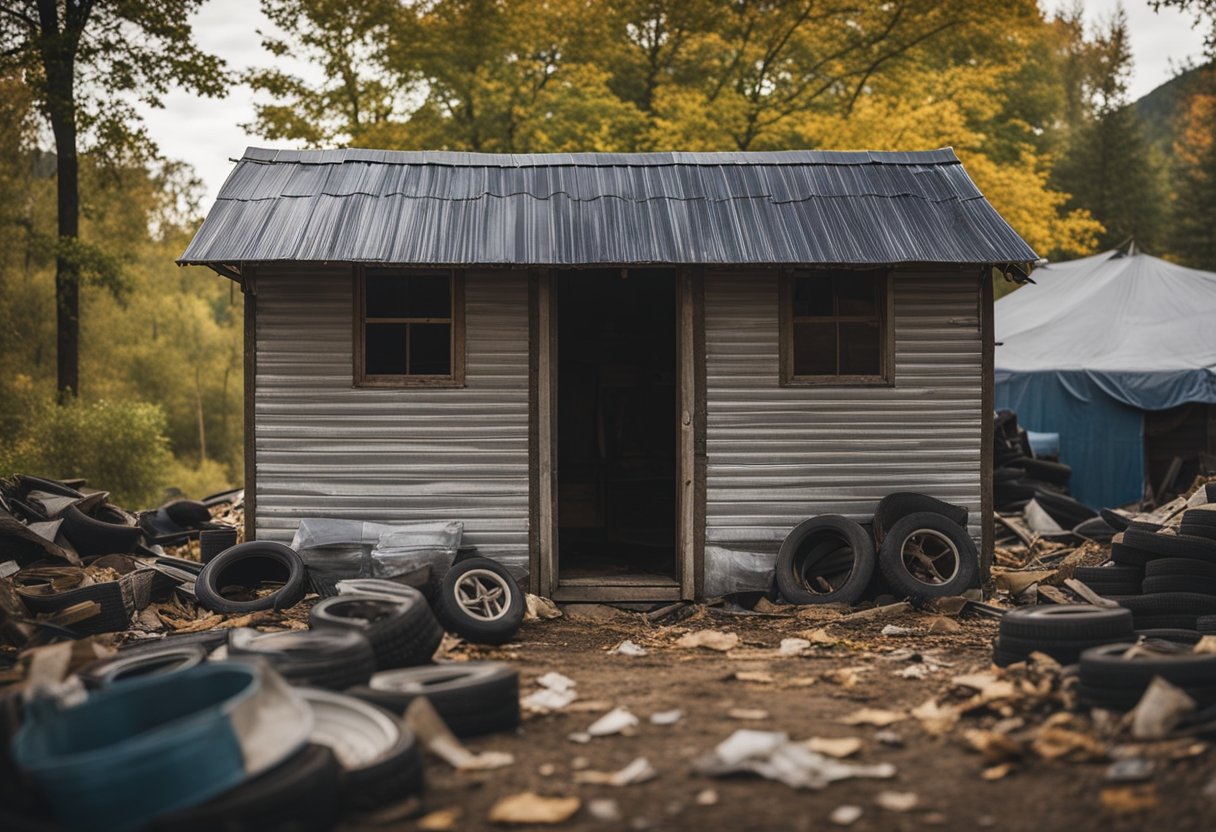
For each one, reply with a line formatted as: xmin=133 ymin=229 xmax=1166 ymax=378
xmin=356 ymin=268 xmax=465 ymax=387
xmin=779 ymin=269 xmax=890 ymax=385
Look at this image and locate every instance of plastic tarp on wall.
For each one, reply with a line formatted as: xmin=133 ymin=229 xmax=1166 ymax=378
xmin=995 ymin=250 xmax=1216 ymax=509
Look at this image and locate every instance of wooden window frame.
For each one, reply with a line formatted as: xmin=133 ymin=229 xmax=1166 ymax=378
xmin=778 ymin=268 xmax=894 ymax=387
xmin=354 ymin=266 xmax=466 ymax=388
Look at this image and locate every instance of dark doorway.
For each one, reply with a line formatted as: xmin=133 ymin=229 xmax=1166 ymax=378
xmin=556 ymin=269 xmax=678 ymax=585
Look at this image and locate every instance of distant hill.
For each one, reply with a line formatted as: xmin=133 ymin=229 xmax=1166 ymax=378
xmin=1133 ymin=63 xmax=1210 ymax=155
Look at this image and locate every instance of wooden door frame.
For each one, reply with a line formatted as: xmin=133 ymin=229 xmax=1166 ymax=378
xmin=529 ymin=267 xmax=701 ymax=601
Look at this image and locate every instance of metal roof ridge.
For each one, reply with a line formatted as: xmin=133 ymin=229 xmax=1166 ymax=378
xmin=238 ymin=146 xmax=961 ymax=168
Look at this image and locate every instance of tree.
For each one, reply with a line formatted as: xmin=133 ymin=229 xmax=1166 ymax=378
xmin=1050 ymin=8 xmax=1165 ymax=253
xmin=1153 ymin=0 xmax=1216 ymax=54
xmin=1170 ymin=70 xmax=1216 ymax=268
xmin=0 ymin=0 xmax=227 ymax=398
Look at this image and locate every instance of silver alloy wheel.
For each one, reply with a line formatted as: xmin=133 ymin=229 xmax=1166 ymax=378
xmin=899 ymin=529 xmax=961 ymax=585
xmin=454 ymin=568 xmax=512 ymax=622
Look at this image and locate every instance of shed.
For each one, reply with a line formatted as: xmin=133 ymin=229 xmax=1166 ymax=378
xmin=995 ymin=247 xmax=1216 ymax=509
xmin=180 ymin=147 xmax=1035 ymax=601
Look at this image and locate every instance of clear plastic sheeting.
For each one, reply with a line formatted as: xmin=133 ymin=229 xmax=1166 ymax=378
xmin=290 ymin=519 xmax=461 ymax=596
xmin=703 ymin=545 xmax=779 ymax=597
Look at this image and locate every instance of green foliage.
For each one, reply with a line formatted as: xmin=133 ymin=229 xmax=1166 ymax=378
xmin=0 ymin=384 xmax=172 ymax=507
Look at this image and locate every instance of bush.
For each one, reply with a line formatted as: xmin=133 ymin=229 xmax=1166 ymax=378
xmin=0 ymin=396 xmax=172 ymax=508
xmin=158 ymin=457 xmax=234 ymax=502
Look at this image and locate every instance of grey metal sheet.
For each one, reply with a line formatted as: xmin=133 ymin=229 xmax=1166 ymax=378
xmin=701 ymin=268 xmax=984 ymax=596
xmin=253 ymin=266 xmax=531 ymax=572
xmin=181 ymin=148 xmax=1036 ymax=268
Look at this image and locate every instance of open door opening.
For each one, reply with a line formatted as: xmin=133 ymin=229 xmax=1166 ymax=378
xmin=556 ymin=268 xmax=678 ymax=588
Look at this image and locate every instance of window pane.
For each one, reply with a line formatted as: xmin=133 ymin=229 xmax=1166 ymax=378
xmin=365 ymin=275 xmax=410 ymax=318
xmin=793 ymin=322 xmax=836 ymax=376
xmin=792 ymin=276 xmax=834 ymax=317
xmin=835 ymin=273 xmax=879 ymax=316
xmin=406 ymin=275 xmax=451 ymax=318
xmin=409 ymin=323 xmax=451 ymax=376
xmin=365 ymin=323 xmax=407 ymax=374
xmin=839 ymin=322 xmax=881 ymax=375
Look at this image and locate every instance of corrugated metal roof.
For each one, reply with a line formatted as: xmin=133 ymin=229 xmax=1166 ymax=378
xmin=180 ymin=147 xmax=1036 ymax=268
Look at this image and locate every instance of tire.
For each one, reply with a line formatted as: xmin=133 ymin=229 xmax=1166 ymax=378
xmin=348 ymin=662 xmax=520 ymax=738
xmin=118 ymin=630 xmax=229 ymax=656
xmin=1182 ymin=508 xmax=1216 ymax=527
xmin=872 ymin=493 xmax=968 ymax=546
xmin=775 ymin=516 xmax=875 ymax=606
xmin=76 ymin=644 xmax=208 ymax=689
xmin=1110 ymin=542 xmax=1155 ymax=567
xmin=1135 ymin=629 xmax=1201 ymax=645
xmin=999 ymin=605 xmax=1134 ymax=641
xmin=1018 ymin=457 xmax=1071 ymax=486
xmin=1106 ymin=592 xmax=1216 ymax=616
xmin=1080 ymin=642 xmax=1216 ymax=696
xmin=1031 ymin=491 xmax=1097 ymax=529
xmin=59 ymin=505 xmax=143 ymax=558
xmin=1179 ymin=523 xmax=1216 ymax=542
xmin=227 ymin=628 xmax=376 ymax=690
xmin=298 ymin=689 xmax=424 ymax=811
xmin=1099 ymin=509 xmax=1133 ymax=532
xmin=309 ymin=592 xmax=443 ymax=670
xmin=993 ymin=633 xmax=1126 ymax=665
xmin=196 ymin=542 xmax=306 ymax=614
xmin=1144 ymin=558 xmax=1216 ymax=580
xmin=1073 ymin=565 xmax=1143 ymax=594
xmin=163 ymin=500 xmax=212 ymax=528
xmin=877 ymin=512 xmax=978 ymax=601
xmin=432 ymin=557 xmax=524 ymax=645
xmin=1072 ymin=517 xmax=1116 ymax=543
xmin=1129 ymin=614 xmax=1201 ymax=630
xmin=1142 ymin=575 xmax=1216 ymax=595
xmin=1122 ymin=529 xmax=1216 ymax=563
xmin=148 ymin=744 xmax=342 ymax=832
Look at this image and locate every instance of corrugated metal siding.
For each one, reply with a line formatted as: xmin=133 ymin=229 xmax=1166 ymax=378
xmin=703 ymin=269 xmax=983 ymax=595
xmin=253 ymin=266 xmax=531 ymax=571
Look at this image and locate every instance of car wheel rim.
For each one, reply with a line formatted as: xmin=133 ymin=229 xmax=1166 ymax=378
xmin=454 ymin=569 xmax=512 ymax=622
xmin=900 ymin=529 xmax=960 ymax=585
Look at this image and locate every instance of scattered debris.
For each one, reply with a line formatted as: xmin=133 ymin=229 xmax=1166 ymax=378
xmin=675 ymin=629 xmax=739 ymax=651
xmin=613 ymin=639 xmax=648 ymax=657
xmin=522 ymin=672 xmax=578 ymax=713
xmin=830 ymin=805 xmax=863 ymax=826
xmin=881 ymin=625 xmax=911 ymax=636
xmin=778 ymin=637 xmax=811 ymax=656
xmin=418 ymin=808 xmax=463 ymax=830
xmin=488 ymin=792 xmax=581 ymax=825
xmin=586 ymin=707 xmax=638 ymax=737
xmin=405 ymin=698 xmax=514 ymax=771
xmin=524 ymin=594 xmax=562 ymax=621
xmin=1099 ymin=784 xmax=1159 ymax=814
xmin=875 ymin=791 xmax=919 ymax=812
xmin=694 ymin=789 xmax=719 ymax=806
xmin=586 ymin=798 xmax=622 ymax=822
xmin=694 ymin=730 xmax=896 ymax=790
xmin=839 ymin=708 xmax=904 ymax=727
xmin=574 ymin=757 xmax=658 ymax=786
xmin=806 ymin=736 xmax=862 ymax=758
xmin=1130 ymin=678 xmax=1196 ymax=740
xmin=649 ymin=708 xmax=683 ymax=726
xmin=727 ymin=707 xmax=770 ymax=721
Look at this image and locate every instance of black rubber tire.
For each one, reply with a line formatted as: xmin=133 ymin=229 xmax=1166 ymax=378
xmin=992 ymin=643 xmax=1028 ymax=668
xmin=1122 ymin=529 xmax=1216 ymax=563
xmin=432 ymin=557 xmax=525 ymax=645
xmin=59 ymin=505 xmax=143 ymax=557
xmin=993 ymin=466 xmax=1026 ymax=483
xmin=299 ymin=690 xmax=424 ymax=811
xmin=775 ymin=516 xmax=875 ymax=606
xmin=999 ymin=605 xmax=1134 ymax=641
xmin=1105 ymin=592 xmax=1216 ymax=616
xmin=1099 ymin=508 xmax=1133 ymax=532
xmin=1179 ymin=523 xmax=1216 ymax=542
xmin=118 ymin=630 xmax=229 ymax=656
xmin=1144 ymin=558 xmax=1216 ymax=580
xmin=348 ymin=662 xmax=521 ymax=738
xmin=196 ymin=541 xmax=306 ymax=614
xmin=148 ymin=744 xmax=342 ymax=832
xmin=1073 ymin=564 xmax=1143 ymax=586
xmin=1031 ymin=491 xmax=1097 ymax=529
xmin=309 ymin=591 xmax=443 ymax=670
xmin=1129 ymin=614 xmax=1201 ymax=630
xmin=1198 ymin=615 xmax=1216 ymax=634
xmin=163 ymin=500 xmax=212 ymax=528
xmin=1135 ymin=628 xmax=1202 ymax=644
xmin=996 ymin=632 xmax=1130 ymax=658
xmin=1080 ymin=642 xmax=1216 ymax=693
xmin=872 ymin=493 xmax=968 ymax=546
xmin=1143 ymin=575 xmax=1216 ymax=595
xmin=1182 ymin=508 xmax=1216 ymax=527
xmin=1072 ymin=517 xmax=1116 ymax=543
xmin=877 ymin=511 xmax=978 ymax=601
xmin=1110 ymin=542 xmax=1156 ymax=567
xmin=1018 ymin=457 xmax=1071 ymax=486
xmin=228 ymin=629 xmax=376 ymax=690
xmin=76 ymin=644 xmax=208 ymax=689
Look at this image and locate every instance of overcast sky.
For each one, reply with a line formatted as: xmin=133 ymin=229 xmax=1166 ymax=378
xmin=143 ymin=0 xmax=1209 ymax=208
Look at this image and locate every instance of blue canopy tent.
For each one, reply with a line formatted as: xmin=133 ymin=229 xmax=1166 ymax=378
xmin=995 ymin=248 xmax=1216 ymax=509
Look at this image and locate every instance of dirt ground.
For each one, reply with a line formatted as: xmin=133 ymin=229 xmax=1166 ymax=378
xmin=401 ymin=605 xmax=1216 ymax=832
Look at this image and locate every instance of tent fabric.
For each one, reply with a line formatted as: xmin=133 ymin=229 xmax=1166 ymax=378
xmin=995 ymin=250 xmax=1216 ymax=509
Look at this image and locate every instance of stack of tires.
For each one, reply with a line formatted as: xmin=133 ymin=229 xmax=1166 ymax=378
xmin=1078 ymin=643 xmax=1216 ymax=710
xmin=774 ymin=492 xmax=978 ymax=607
xmin=992 ymin=605 xmax=1135 ymax=667
xmin=1091 ymin=519 xmax=1216 ymax=637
